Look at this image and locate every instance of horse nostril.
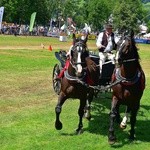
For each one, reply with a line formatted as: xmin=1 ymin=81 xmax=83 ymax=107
xmin=76 ymin=72 xmax=82 ymax=77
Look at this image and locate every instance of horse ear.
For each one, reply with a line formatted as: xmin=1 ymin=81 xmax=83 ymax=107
xmin=72 ymin=33 xmax=76 ymax=45
xmin=130 ymin=29 xmax=134 ymax=38
xmin=123 ymin=30 xmax=129 ymax=36
xmin=84 ymin=33 xmax=88 ymax=43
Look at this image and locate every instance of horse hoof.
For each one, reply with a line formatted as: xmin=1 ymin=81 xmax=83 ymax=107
xmin=86 ymin=116 xmax=92 ymax=121
xmin=55 ymin=121 xmax=63 ymax=130
xmin=76 ymin=128 xmax=84 ymax=135
xmin=108 ymin=136 xmax=116 ymax=145
xmin=120 ymin=123 xmax=126 ymax=129
xmin=84 ymin=115 xmax=92 ymax=121
xmin=108 ymin=140 xmax=116 ymax=145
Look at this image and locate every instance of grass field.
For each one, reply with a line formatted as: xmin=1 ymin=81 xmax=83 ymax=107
xmin=0 ymin=35 xmax=150 ymax=150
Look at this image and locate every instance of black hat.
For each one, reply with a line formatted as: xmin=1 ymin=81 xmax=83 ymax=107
xmin=105 ymin=24 xmax=113 ymax=29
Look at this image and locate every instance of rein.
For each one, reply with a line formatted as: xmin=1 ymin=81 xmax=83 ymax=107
xmin=64 ymin=69 xmax=86 ymax=82
xmin=122 ymin=58 xmax=137 ymax=63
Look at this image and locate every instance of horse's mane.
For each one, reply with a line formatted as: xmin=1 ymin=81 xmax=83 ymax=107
xmin=129 ymin=30 xmax=140 ymax=61
xmin=85 ymin=57 xmax=97 ymax=71
xmin=130 ymin=36 xmax=142 ymax=70
xmin=132 ymin=38 xmax=140 ymax=59
xmin=85 ymin=57 xmax=99 ymax=84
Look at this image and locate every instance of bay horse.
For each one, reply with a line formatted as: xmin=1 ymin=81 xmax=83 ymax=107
xmin=55 ymin=33 xmax=99 ymax=134
xmin=108 ymin=30 xmax=146 ymax=144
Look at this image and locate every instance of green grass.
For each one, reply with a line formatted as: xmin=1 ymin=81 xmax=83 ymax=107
xmin=0 ymin=35 xmax=150 ymax=150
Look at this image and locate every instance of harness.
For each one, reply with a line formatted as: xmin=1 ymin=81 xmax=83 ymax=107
xmin=64 ymin=69 xmax=86 ymax=82
xmin=63 ymin=41 xmax=88 ymax=83
xmin=112 ymin=68 xmax=141 ymax=86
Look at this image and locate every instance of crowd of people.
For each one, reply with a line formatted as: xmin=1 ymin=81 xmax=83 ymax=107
xmin=0 ymin=23 xmax=49 ymax=36
xmin=0 ymin=22 xmax=98 ymax=38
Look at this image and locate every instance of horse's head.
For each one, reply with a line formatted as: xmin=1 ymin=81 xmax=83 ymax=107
xmin=70 ymin=33 xmax=89 ymax=77
xmin=117 ymin=30 xmax=139 ymax=65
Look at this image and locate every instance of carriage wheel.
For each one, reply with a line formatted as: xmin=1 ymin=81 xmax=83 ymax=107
xmin=52 ymin=64 xmax=61 ymax=95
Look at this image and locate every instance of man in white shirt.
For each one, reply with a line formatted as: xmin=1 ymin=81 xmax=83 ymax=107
xmin=96 ymin=24 xmax=119 ymax=77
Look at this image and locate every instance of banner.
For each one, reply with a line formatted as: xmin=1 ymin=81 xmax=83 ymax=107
xmin=29 ymin=12 xmax=36 ymax=32
xmin=0 ymin=7 xmax=4 ymax=30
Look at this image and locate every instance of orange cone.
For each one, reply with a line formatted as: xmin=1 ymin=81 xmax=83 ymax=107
xmin=48 ymin=45 xmax=52 ymax=51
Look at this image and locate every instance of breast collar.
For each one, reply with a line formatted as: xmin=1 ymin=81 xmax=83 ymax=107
xmin=115 ymin=68 xmax=141 ymax=86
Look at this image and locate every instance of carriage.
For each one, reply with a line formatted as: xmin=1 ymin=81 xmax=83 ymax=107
xmin=52 ymin=50 xmax=115 ymax=95
xmin=52 ymin=31 xmax=145 ymax=144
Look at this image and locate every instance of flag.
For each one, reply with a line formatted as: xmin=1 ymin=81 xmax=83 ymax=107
xmin=49 ymin=18 xmax=53 ymax=30
xmin=0 ymin=7 xmax=4 ymax=30
xmin=61 ymin=24 xmax=67 ymax=30
xmin=29 ymin=12 xmax=36 ymax=32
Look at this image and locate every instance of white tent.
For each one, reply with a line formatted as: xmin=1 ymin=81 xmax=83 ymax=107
xmin=139 ymin=24 xmax=148 ymax=34
xmin=143 ymin=33 xmax=150 ymax=38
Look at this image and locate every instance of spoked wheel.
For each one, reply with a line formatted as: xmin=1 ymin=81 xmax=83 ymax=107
xmin=52 ymin=64 xmax=61 ymax=95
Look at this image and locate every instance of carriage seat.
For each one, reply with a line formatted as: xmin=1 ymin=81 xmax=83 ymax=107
xmin=55 ymin=50 xmax=67 ymax=67
xmin=89 ymin=53 xmax=99 ymax=65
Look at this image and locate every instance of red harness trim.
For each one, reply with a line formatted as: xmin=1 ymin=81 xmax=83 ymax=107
xmin=86 ymin=71 xmax=95 ymax=85
xmin=58 ymin=60 xmax=70 ymax=78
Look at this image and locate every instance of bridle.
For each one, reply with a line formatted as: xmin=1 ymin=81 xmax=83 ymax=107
xmin=115 ymin=34 xmax=141 ymax=84
xmin=118 ymin=36 xmax=137 ymax=64
xmin=70 ymin=41 xmax=88 ymax=72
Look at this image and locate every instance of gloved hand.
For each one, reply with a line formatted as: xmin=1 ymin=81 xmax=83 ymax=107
xmin=104 ymin=49 xmax=111 ymax=53
xmin=101 ymin=45 xmax=106 ymax=48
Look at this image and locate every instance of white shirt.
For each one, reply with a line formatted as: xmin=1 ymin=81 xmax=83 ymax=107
xmin=96 ymin=32 xmax=119 ymax=52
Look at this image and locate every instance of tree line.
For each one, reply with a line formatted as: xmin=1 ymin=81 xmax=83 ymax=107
xmin=0 ymin=0 xmax=150 ymax=33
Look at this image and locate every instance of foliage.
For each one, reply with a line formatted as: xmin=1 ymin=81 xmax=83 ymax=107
xmin=1 ymin=0 xmax=51 ymax=24
xmin=0 ymin=0 xmax=150 ymax=32
xmin=87 ymin=0 xmax=109 ymax=30
xmin=141 ymin=0 xmax=150 ymax=3
xmin=113 ymin=0 xmax=144 ymax=33
xmin=142 ymin=2 xmax=150 ymax=32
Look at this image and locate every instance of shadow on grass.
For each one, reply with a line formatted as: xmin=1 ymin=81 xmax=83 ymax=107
xmin=84 ymin=92 xmax=150 ymax=146
xmin=58 ymin=92 xmax=150 ymax=147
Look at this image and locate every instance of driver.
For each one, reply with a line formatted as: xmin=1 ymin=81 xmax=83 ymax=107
xmin=96 ymin=24 xmax=119 ymax=77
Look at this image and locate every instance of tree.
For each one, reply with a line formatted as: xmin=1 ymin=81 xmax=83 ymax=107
xmin=0 ymin=0 xmax=149 ymax=32
xmin=86 ymin=0 xmax=117 ymax=30
xmin=73 ymin=0 xmax=89 ymax=28
xmin=113 ymin=0 xmax=144 ymax=33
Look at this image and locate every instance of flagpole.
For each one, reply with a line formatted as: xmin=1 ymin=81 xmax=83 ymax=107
xmin=0 ymin=7 xmax=4 ymax=30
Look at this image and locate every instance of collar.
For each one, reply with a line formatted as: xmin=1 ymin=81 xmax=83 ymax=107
xmin=115 ymin=68 xmax=141 ymax=86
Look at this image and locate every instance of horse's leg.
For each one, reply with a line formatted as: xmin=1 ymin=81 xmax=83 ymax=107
xmin=129 ymin=106 xmax=139 ymax=140
xmin=108 ymin=96 xmax=118 ymax=144
xmin=120 ymin=106 xmax=130 ymax=129
xmin=115 ymin=103 xmax=121 ymax=123
xmin=84 ymin=90 xmax=94 ymax=120
xmin=76 ymin=98 xmax=86 ymax=134
xmin=55 ymin=92 xmax=67 ymax=130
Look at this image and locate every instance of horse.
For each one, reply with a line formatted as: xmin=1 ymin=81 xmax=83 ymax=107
xmin=55 ymin=33 xmax=99 ymax=134
xmin=108 ymin=30 xmax=146 ymax=144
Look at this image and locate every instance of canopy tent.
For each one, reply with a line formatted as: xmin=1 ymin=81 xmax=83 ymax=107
xmin=143 ymin=33 xmax=150 ymax=38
